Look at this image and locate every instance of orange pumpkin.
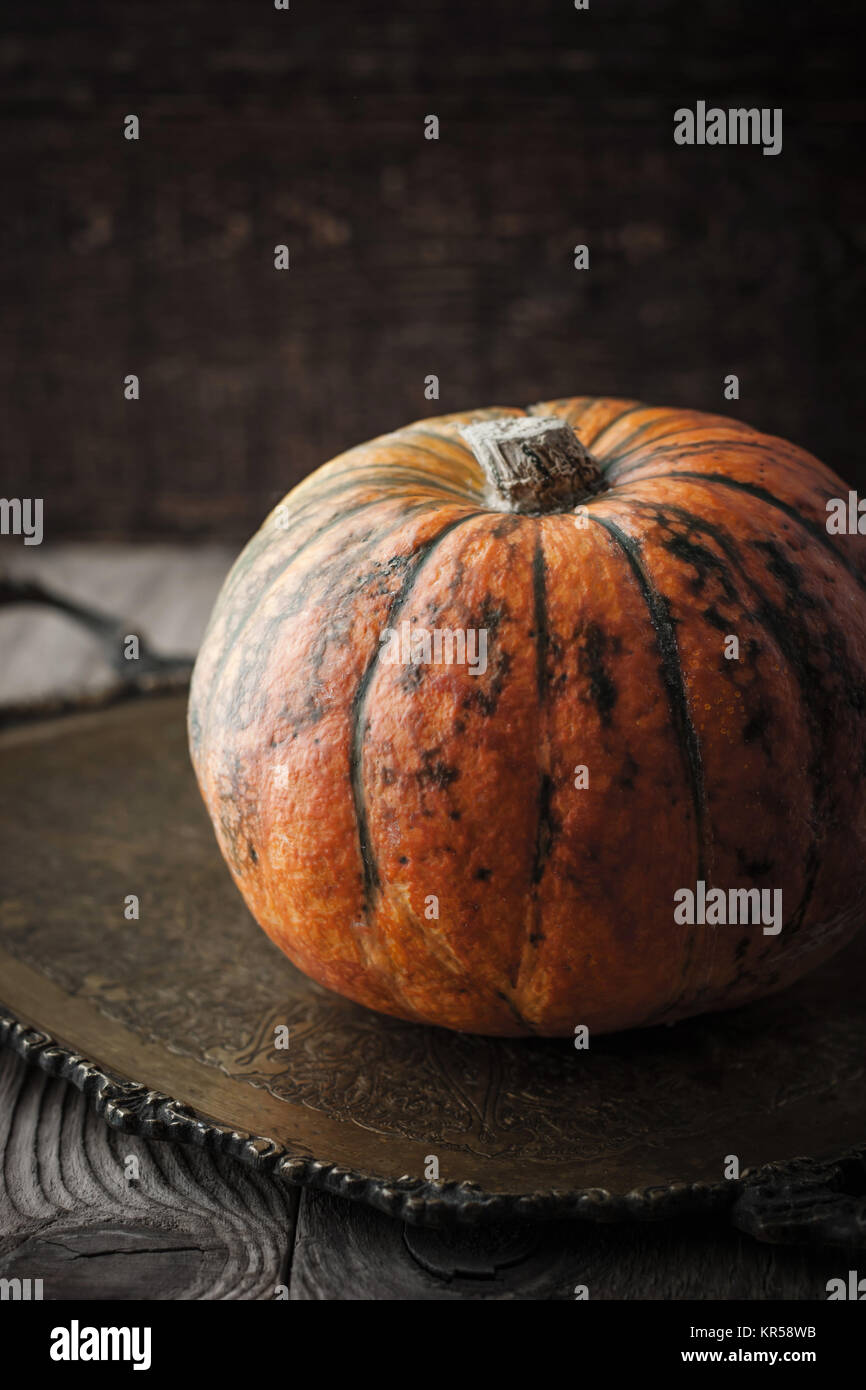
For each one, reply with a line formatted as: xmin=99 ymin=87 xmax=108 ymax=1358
xmin=188 ymin=398 xmax=866 ymax=1036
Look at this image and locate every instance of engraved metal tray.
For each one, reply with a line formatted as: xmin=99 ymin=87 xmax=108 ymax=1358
xmin=1 ymin=687 xmax=865 ymax=1235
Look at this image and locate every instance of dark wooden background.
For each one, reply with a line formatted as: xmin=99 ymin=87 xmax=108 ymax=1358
xmin=2 ymin=0 xmax=864 ymax=541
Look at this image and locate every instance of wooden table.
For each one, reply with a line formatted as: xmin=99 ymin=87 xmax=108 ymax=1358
xmin=0 ymin=545 xmax=860 ymax=1299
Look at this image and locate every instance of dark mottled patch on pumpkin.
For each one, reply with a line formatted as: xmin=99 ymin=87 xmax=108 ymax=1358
xmin=248 ymin=842 xmax=258 ymax=865
xmin=462 ymin=648 xmax=513 ymax=717
xmin=211 ymin=752 xmax=256 ymax=877
xmin=632 ymin=504 xmax=864 ymax=939
xmin=218 ymin=808 xmax=241 ymax=871
xmin=618 ymin=751 xmax=639 ymax=790
xmin=448 ymin=595 xmax=511 ymax=715
xmin=417 ymin=752 xmax=460 ymax=788
xmin=203 ymin=494 xmax=417 ymax=729
xmin=702 ymin=603 xmax=732 ymax=633
xmin=751 ymin=539 xmax=815 ymax=610
xmin=742 ymin=702 xmax=772 ymax=746
xmin=652 ymin=471 xmax=866 ymax=597
xmin=365 ymin=552 xmax=416 ymax=599
xmin=488 ymin=514 xmax=524 ymax=541
xmin=547 ymin=630 xmax=566 ymax=681
xmin=476 ymin=596 xmax=508 ymax=638
xmin=475 ymin=866 xmax=492 ymax=881
xmin=576 ymin=620 xmax=618 ymax=727
xmin=350 ymin=510 xmax=485 ymax=908
xmin=661 ymin=529 xmax=740 ymax=605
xmin=619 ymin=473 xmax=866 ymax=673
xmin=736 ymin=849 xmax=774 ymax=877
xmin=399 ymin=662 xmax=425 ymax=693
xmin=275 ymin=688 xmax=327 ymax=740
xmin=221 ymin=505 xmax=437 ymax=740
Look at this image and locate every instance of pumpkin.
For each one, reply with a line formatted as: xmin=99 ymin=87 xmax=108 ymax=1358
xmin=188 ymin=398 xmax=866 ymax=1036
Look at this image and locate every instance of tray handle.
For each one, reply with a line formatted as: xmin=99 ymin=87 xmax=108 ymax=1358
xmin=0 ymin=573 xmax=193 ymax=683
xmin=733 ymin=1152 xmax=866 ymax=1245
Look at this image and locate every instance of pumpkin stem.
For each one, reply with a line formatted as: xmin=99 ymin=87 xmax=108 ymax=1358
xmin=460 ymin=415 xmax=607 ymax=515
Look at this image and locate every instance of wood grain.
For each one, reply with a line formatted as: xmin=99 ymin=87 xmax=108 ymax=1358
xmin=290 ymin=1186 xmax=864 ymax=1302
xmin=0 ymin=0 xmax=863 ymax=541
xmin=0 ymin=1047 xmax=297 ymax=1300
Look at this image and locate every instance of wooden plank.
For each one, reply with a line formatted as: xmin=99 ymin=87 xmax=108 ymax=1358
xmin=290 ymin=1186 xmax=858 ymax=1301
xmin=0 ymin=0 xmax=862 ymax=541
xmin=0 ymin=1046 xmax=297 ymax=1300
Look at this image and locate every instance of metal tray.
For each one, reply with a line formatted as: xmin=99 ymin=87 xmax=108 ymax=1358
xmin=1 ymin=687 xmax=865 ymax=1235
